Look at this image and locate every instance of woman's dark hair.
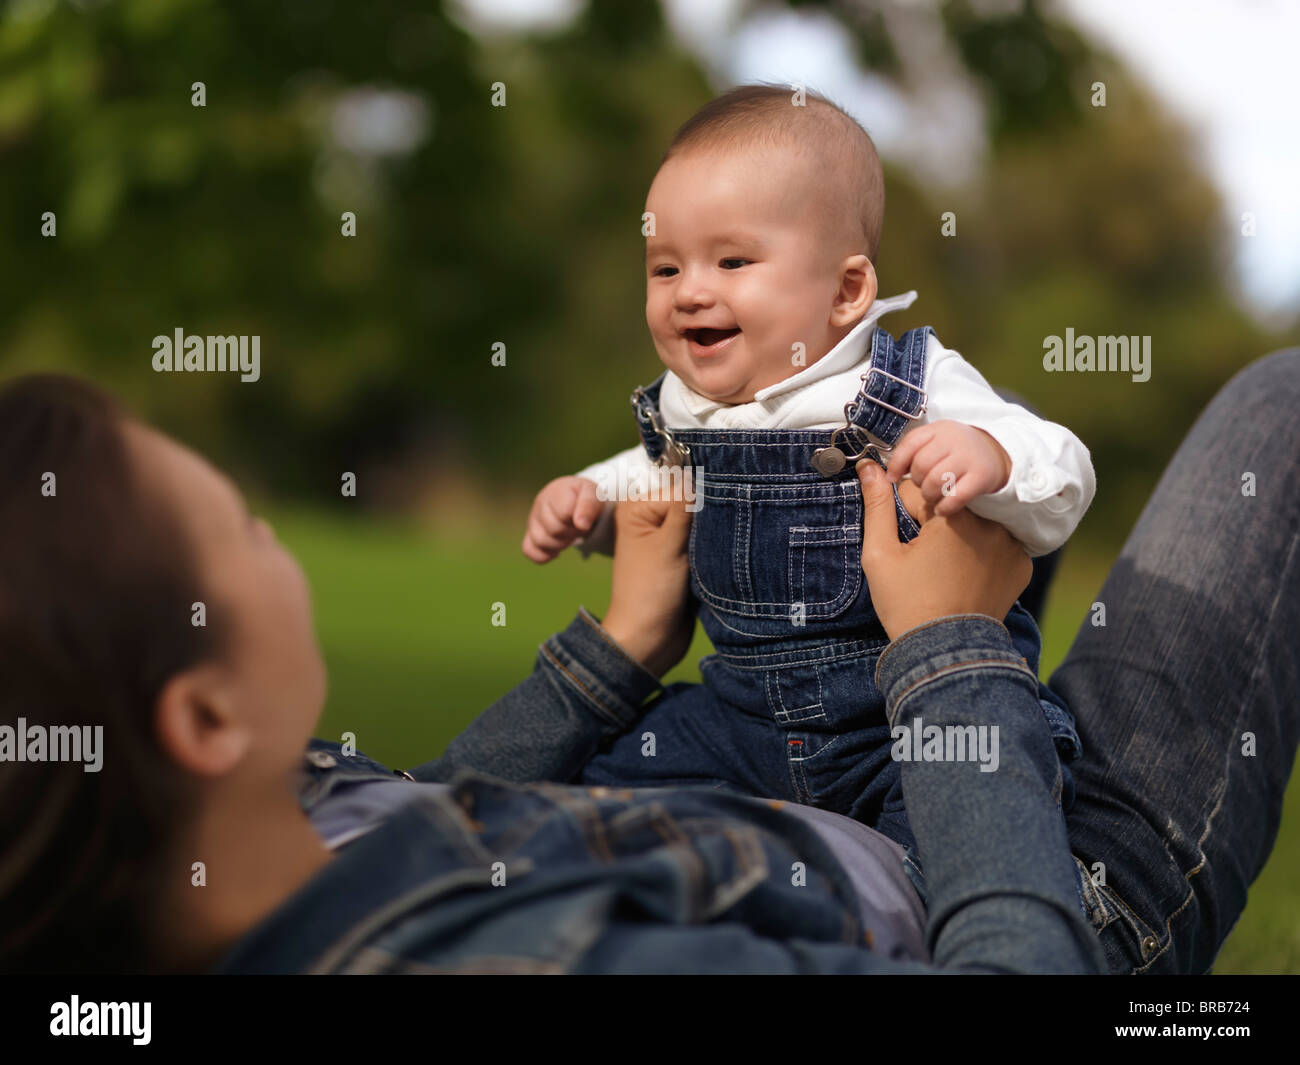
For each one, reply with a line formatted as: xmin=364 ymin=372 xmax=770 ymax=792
xmin=0 ymin=374 xmax=225 ymax=973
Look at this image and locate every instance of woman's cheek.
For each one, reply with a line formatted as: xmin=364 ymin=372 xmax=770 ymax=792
xmin=285 ymin=553 xmax=315 ymax=625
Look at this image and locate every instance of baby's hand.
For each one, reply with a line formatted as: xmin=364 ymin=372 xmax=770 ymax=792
xmin=522 ymin=476 xmax=606 ymax=563
xmin=884 ymin=420 xmax=1011 ymax=517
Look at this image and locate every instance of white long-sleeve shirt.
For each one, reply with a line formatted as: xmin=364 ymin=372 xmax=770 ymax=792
xmin=576 ymin=292 xmax=1095 ymax=558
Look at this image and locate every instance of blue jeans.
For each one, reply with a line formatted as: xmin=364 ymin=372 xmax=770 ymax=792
xmin=1052 ymin=347 xmax=1300 ymax=973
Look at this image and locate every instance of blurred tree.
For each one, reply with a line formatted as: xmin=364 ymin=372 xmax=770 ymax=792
xmin=0 ymin=0 xmax=1291 ymax=551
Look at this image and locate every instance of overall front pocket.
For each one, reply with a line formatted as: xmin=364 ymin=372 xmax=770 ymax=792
xmin=689 ymin=473 xmax=915 ymax=624
xmin=785 ymin=475 xmax=920 ymax=622
xmin=788 ymin=523 xmax=862 ymax=620
xmin=785 ymin=478 xmax=865 ymax=622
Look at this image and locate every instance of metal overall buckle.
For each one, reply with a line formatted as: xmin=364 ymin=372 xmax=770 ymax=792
xmin=631 ymin=386 xmax=691 ymax=467
xmin=811 ymin=366 xmax=928 ymax=477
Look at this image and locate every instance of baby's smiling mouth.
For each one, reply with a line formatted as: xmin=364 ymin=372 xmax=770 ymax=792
xmin=684 ymin=326 xmax=741 ymax=347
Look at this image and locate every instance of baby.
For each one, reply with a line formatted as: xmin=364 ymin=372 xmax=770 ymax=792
xmin=521 ymin=85 xmax=1095 ymax=878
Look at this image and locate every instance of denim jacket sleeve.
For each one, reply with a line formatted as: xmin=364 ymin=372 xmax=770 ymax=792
xmin=873 ymin=614 xmax=1105 ymax=973
xmin=403 ymin=607 xmax=662 ymax=785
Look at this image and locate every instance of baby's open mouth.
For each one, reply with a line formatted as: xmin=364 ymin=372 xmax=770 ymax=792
xmin=685 ymin=326 xmax=741 ymax=347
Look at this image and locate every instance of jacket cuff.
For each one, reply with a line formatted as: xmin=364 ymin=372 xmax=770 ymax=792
xmin=541 ymin=607 xmax=664 ymax=729
xmin=875 ymin=614 xmax=1035 ymax=727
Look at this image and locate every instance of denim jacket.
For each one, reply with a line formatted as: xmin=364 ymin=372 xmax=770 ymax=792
xmin=213 ymin=610 xmax=1104 ymax=974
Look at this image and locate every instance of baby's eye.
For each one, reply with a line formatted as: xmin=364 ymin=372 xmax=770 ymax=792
xmin=720 ymin=258 xmax=749 ymax=270
xmin=651 ymin=265 xmax=678 ymax=278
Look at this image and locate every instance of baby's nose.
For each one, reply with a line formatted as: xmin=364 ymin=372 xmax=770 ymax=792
xmin=673 ymin=269 xmax=716 ymax=309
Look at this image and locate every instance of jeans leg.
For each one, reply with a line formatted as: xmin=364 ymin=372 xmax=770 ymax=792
xmin=1049 ymin=348 xmax=1300 ymax=973
xmin=578 ymin=680 xmax=790 ymax=795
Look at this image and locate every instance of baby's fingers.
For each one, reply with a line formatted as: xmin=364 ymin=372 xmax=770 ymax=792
xmin=932 ymin=473 xmax=980 ymax=516
xmin=538 ymin=494 xmax=580 ymax=538
xmin=884 ymin=425 xmax=931 ymax=483
xmin=572 ymin=479 xmax=605 ymax=532
xmin=916 ymin=450 xmax=960 ymax=503
xmin=522 ymin=528 xmax=560 ymax=563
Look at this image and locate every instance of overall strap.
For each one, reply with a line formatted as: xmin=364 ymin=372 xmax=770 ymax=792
xmin=843 ymin=325 xmax=932 ymax=452
xmin=630 ymin=372 xmax=685 ymax=465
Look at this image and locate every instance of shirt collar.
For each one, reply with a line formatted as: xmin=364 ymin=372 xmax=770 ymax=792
xmin=676 ymin=290 xmax=918 ymax=417
xmin=754 ymin=289 xmax=918 ymax=401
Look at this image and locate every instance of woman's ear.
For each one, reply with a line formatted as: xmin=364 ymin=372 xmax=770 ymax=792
xmin=830 ymin=255 xmax=878 ymax=327
xmin=154 ymin=667 xmax=251 ymax=777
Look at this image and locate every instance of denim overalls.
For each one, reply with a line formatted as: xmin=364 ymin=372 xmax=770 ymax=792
xmin=579 ymin=325 xmax=1081 ymax=863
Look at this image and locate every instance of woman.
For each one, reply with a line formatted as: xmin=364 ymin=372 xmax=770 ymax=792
xmin=0 ymin=350 xmax=1296 ymax=973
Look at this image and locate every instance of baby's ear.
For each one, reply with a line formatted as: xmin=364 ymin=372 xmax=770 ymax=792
xmin=830 ymin=254 xmax=877 ymax=326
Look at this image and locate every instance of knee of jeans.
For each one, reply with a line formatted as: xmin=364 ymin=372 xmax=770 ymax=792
xmin=902 ymin=850 xmax=928 ymax=906
xmin=1222 ymin=347 xmax=1300 ymax=411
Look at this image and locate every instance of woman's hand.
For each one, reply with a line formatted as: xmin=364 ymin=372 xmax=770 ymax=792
xmin=857 ymin=458 xmax=1032 ymax=642
xmin=600 ymin=495 xmax=695 ymax=677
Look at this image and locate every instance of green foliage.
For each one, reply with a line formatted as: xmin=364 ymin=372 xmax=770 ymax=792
xmin=942 ymin=0 xmax=1092 ymax=139
xmin=3 ymin=0 xmax=1293 ymax=561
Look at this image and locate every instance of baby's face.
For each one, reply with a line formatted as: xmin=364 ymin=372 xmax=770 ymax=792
xmin=644 ymin=146 xmax=855 ymax=404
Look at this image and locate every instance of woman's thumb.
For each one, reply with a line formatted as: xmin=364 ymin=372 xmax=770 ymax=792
xmin=660 ymin=492 xmax=694 ymax=538
xmin=856 ymin=459 xmax=900 ymax=556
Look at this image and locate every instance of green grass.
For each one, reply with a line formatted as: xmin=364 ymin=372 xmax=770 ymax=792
xmin=267 ymin=503 xmax=1299 ymax=974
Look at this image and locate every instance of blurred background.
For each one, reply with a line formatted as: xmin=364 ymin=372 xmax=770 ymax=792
xmin=2 ymin=0 xmax=1297 ymax=971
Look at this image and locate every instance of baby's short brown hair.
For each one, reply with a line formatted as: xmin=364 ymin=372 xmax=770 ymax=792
xmin=663 ymin=83 xmax=885 ymax=263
